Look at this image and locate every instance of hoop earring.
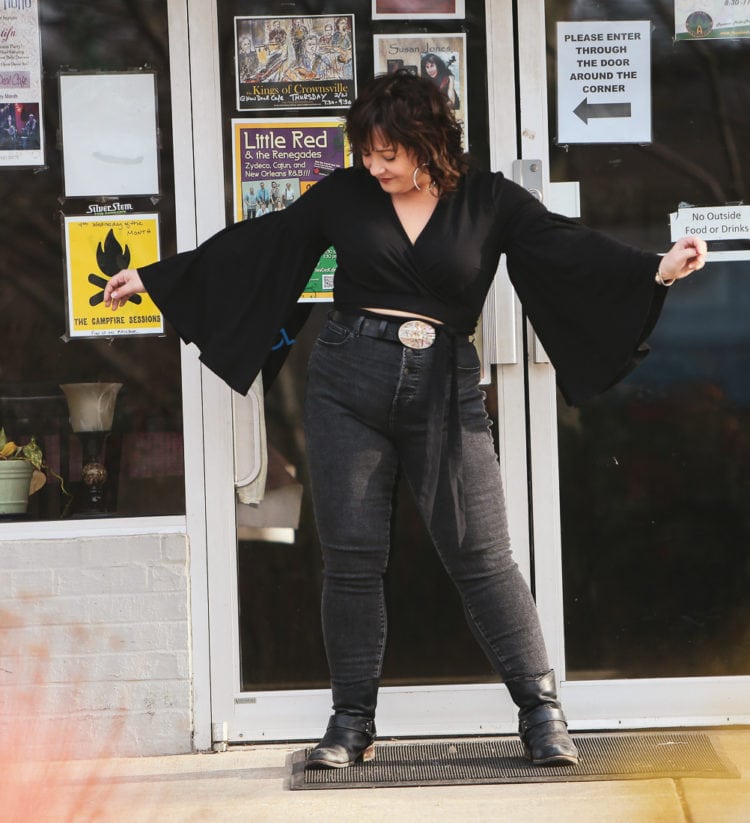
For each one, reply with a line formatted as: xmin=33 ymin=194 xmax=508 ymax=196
xmin=412 ymin=165 xmax=423 ymax=191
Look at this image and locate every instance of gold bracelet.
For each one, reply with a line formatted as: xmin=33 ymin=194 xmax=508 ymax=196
xmin=655 ymin=269 xmax=676 ymax=287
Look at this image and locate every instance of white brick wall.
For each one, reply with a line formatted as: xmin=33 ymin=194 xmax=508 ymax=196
xmin=0 ymin=533 xmax=192 ymax=759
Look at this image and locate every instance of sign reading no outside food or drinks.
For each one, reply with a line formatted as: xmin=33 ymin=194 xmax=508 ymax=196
xmin=557 ymin=20 xmax=651 ymax=145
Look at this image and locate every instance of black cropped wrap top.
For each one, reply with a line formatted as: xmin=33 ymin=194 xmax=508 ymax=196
xmin=139 ymin=165 xmax=666 ymax=405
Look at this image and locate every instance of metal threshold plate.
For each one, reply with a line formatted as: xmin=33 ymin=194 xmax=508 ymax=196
xmin=290 ymin=731 xmax=738 ymax=790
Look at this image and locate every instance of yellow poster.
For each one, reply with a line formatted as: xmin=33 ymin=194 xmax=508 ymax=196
xmin=63 ymin=214 xmax=163 ymax=338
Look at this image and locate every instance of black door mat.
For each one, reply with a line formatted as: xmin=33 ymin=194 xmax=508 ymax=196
xmin=290 ymin=731 xmax=739 ymax=790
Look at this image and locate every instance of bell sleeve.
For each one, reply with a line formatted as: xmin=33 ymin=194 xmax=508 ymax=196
xmin=138 ymin=177 xmax=332 ymax=396
xmin=499 ymin=180 xmax=667 ymax=405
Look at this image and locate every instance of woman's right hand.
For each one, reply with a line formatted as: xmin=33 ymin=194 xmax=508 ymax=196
xmin=104 ymin=269 xmax=145 ymax=310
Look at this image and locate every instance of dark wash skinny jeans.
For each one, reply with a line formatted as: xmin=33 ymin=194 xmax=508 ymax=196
xmin=304 ymin=315 xmax=550 ymax=717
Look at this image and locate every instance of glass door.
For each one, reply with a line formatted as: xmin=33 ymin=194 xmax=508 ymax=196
xmin=198 ymin=0 xmax=533 ymax=744
xmin=522 ymin=0 xmax=750 ymax=727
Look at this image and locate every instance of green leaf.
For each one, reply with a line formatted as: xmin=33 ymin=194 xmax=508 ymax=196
xmin=21 ymin=437 xmax=44 ymax=471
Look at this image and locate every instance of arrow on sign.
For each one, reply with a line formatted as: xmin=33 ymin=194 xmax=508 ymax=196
xmin=573 ymin=97 xmax=632 ymax=124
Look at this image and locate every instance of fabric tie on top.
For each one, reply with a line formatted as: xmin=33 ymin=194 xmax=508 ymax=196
xmin=420 ymin=326 xmax=467 ymax=547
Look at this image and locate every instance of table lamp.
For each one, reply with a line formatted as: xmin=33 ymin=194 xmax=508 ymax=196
xmin=60 ymin=382 xmax=122 ymax=513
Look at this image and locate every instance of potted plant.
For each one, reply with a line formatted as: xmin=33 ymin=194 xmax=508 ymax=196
xmin=0 ymin=427 xmax=67 ymax=515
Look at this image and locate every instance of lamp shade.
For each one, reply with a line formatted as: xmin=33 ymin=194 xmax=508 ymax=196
xmin=60 ymin=382 xmax=122 ymax=432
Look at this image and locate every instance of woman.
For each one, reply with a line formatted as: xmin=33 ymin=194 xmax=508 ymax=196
xmin=421 ymin=52 xmax=459 ymax=109
xmin=104 ymin=71 xmax=706 ymax=770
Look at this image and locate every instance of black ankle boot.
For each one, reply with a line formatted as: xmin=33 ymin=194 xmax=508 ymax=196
xmin=305 ymin=713 xmax=376 ymax=769
xmin=505 ymin=670 xmax=579 ymax=766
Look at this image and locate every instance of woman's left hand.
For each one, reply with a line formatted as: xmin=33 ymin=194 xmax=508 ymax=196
xmin=658 ymin=235 xmax=708 ymax=283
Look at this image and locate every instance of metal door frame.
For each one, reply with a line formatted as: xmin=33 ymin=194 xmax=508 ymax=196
xmin=188 ymin=0 xmax=532 ymax=744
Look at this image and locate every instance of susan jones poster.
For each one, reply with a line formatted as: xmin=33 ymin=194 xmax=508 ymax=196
xmin=63 ymin=214 xmax=163 ymax=339
xmin=232 ymin=118 xmax=352 ymax=301
xmin=0 ymin=0 xmax=43 ymax=167
xmin=373 ymin=33 xmax=468 ymax=147
xmin=235 ymin=14 xmax=356 ymax=111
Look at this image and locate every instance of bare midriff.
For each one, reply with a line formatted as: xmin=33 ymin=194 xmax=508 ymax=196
xmin=362 ymin=307 xmax=443 ymax=325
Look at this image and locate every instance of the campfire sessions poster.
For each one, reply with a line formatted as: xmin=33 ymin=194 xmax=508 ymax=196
xmin=63 ymin=214 xmax=163 ymax=338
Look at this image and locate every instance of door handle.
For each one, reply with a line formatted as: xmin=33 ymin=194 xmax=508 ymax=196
xmin=512 ymin=158 xmax=544 ymax=203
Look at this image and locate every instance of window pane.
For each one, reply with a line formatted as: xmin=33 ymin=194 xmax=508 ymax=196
xmin=545 ymin=0 xmax=750 ymax=678
xmin=0 ymin=1 xmax=183 ymax=520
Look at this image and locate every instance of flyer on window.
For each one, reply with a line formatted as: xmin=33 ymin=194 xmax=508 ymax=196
xmin=63 ymin=213 xmax=164 ymax=339
xmin=675 ymin=0 xmax=750 ymax=40
xmin=235 ymin=14 xmax=356 ymax=111
xmin=372 ymin=0 xmax=465 ymax=20
xmin=232 ymin=118 xmax=352 ymax=300
xmin=0 ymin=0 xmax=44 ymax=167
xmin=373 ymin=33 xmax=468 ymax=147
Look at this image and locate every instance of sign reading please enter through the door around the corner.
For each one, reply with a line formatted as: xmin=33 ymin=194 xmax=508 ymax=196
xmin=557 ymin=20 xmax=651 ymax=145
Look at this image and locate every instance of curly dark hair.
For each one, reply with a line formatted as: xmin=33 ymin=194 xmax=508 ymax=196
xmin=346 ymin=70 xmax=467 ymax=196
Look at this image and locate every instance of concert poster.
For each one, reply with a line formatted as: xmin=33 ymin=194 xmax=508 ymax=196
xmin=235 ymin=14 xmax=356 ymax=111
xmin=373 ymin=33 xmax=468 ymax=147
xmin=63 ymin=213 xmax=163 ymax=339
xmin=0 ymin=0 xmax=44 ymax=167
xmin=232 ymin=118 xmax=352 ymax=300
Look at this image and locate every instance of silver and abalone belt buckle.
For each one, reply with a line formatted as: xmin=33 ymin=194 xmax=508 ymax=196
xmin=397 ymin=319 xmax=436 ymax=349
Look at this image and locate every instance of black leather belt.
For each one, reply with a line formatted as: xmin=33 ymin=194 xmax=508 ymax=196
xmin=330 ymin=310 xmax=454 ymax=350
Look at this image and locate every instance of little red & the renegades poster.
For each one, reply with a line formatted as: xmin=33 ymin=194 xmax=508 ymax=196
xmin=232 ymin=118 xmax=352 ymax=301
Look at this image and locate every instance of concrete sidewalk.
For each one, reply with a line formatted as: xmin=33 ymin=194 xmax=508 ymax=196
xmin=8 ymin=729 xmax=749 ymax=823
